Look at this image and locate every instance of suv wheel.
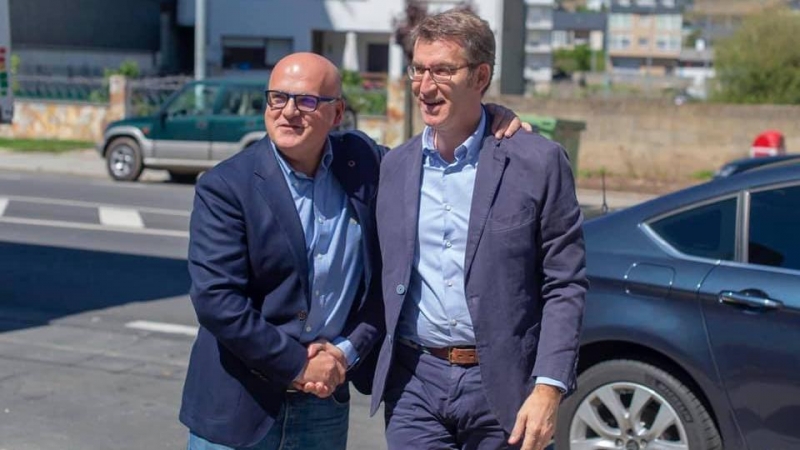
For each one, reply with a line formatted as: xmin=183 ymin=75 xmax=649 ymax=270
xmin=556 ymin=360 xmax=721 ymax=450
xmin=105 ymin=137 xmax=144 ymax=182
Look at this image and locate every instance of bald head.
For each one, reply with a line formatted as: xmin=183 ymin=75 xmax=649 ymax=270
xmin=270 ymin=52 xmax=342 ymax=97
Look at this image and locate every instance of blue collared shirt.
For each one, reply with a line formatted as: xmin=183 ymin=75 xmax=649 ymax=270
xmin=397 ymin=111 xmax=566 ymax=392
xmin=271 ymin=140 xmax=363 ymax=367
xmin=397 ymin=112 xmax=486 ymax=348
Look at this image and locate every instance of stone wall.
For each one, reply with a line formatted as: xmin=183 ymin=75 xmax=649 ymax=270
xmin=483 ymin=96 xmax=800 ymax=179
xmin=0 ymin=100 xmax=111 ymax=142
xmin=0 ymin=75 xmax=128 ymax=143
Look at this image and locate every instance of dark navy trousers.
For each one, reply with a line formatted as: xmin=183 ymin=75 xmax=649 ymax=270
xmin=384 ymin=343 xmax=520 ymax=450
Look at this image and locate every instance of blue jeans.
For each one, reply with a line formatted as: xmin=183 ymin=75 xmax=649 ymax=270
xmin=188 ymin=389 xmax=349 ymax=450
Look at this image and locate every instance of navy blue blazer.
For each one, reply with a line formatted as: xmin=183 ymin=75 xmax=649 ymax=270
xmin=180 ymin=132 xmax=385 ymax=448
xmin=371 ymin=115 xmax=588 ymax=432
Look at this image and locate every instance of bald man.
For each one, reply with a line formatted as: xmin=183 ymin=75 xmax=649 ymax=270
xmin=179 ymin=53 xmax=527 ymax=450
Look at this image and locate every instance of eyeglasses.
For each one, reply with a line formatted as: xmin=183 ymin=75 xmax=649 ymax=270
xmin=265 ymin=90 xmax=340 ymax=112
xmin=407 ymin=63 xmax=475 ymax=82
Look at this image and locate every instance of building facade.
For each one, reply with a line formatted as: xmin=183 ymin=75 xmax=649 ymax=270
xmin=523 ymin=0 xmax=556 ymax=93
xmin=607 ymin=0 xmax=684 ymax=75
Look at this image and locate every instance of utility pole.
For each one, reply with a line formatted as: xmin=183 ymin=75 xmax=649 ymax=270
xmin=194 ymin=0 xmax=206 ymax=80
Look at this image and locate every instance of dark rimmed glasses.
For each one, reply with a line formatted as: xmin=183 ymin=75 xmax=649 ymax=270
xmin=407 ymin=63 xmax=475 ymax=83
xmin=265 ymin=90 xmax=340 ymax=112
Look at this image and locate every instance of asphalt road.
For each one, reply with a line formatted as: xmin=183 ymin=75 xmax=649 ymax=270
xmin=0 ymin=170 xmax=386 ymax=450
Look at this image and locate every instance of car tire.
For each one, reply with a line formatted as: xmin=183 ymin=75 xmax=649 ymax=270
xmin=105 ymin=137 xmax=144 ymax=182
xmin=556 ymin=360 xmax=721 ymax=450
xmin=168 ymin=171 xmax=198 ymax=184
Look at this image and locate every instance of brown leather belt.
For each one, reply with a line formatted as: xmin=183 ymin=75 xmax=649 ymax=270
xmin=398 ymin=338 xmax=479 ymax=366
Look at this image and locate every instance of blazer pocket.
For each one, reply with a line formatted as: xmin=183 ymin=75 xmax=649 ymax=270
xmin=488 ymin=206 xmax=538 ymax=233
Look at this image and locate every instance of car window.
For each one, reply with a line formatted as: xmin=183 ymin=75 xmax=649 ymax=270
xmin=217 ymin=86 xmax=264 ymax=116
xmin=165 ymin=84 xmax=219 ymax=117
xmin=748 ymin=185 xmax=800 ymax=271
xmin=650 ymin=198 xmax=737 ymax=260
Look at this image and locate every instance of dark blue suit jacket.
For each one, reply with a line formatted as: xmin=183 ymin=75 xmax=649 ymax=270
xmin=371 ymin=115 xmax=588 ymax=432
xmin=180 ymin=132 xmax=384 ymax=447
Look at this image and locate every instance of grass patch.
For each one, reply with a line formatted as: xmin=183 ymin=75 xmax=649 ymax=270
xmin=691 ymin=170 xmax=715 ymax=181
xmin=0 ymin=138 xmax=95 ymax=153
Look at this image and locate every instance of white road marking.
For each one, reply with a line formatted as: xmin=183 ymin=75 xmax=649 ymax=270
xmin=125 ymin=320 xmax=198 ymax=337
xmin=2 ymin=195 xmax=190 ymax=216
xmin=0 ymin=216 xmax=189 ymax=238
xmin=98 ymin=207 xmax=145 ymax=229
xmin=0 ymin=198 xmax=7 ymax=217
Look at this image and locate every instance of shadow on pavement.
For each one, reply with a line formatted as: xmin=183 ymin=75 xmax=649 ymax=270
xmin=0 ymin=241 xmax=189 ymax=332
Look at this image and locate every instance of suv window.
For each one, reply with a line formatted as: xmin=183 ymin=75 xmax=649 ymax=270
xmin=650 ymin=198 xmax=737 ymax=260
xmin=166 ymin=84 xmax=220 ymax=117
xmin=217 ymin=86 xmax=265 ymax=116
xmin=749 ymin=185 xmax=800 ymax=271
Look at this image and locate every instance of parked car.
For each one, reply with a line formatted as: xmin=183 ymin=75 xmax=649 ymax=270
xmin=97 ymin=78 xmax=358 ymax=182
xmin=556 ymin=161 xmax=800 ymax=450
xmin=714 ymin=153 xmax=800 ymax=179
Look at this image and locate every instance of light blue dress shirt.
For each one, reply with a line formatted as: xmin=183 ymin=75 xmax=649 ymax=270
xmin=271 ymin=141 xmax=363 ymax=367
xmin=397 ymin=112 xmax=566 ymax=392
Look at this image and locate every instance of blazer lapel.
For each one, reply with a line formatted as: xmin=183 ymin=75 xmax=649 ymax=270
xmin=330 ymin=144 xmax=373 ymax=307
xmin=464 ymin=133 xmax=508 ymax=280
xmin=253 ymin=139 xmax=310 ymax=303
xmin=403 ymin=143 xmax=425 ymax=262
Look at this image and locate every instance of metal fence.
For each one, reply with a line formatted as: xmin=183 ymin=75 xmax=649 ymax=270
xmin=14 ymin=75 xmax=108 ymax=103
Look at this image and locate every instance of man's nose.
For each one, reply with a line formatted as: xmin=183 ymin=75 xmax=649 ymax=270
xmin=282 ymin=97 xmax=300 ymax=117
xmin=420 ymin=71 xmax=438 ymax=95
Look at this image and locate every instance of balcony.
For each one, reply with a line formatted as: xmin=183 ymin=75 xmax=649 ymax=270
xmin=524 ymin=66 xmax=553 ymax=82
xmin=525 ymin=42 xmax=553 ymax=53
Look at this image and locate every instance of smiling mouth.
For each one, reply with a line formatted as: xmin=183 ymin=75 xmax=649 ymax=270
xmin=421 ymin=98 xmax=445 ymax=107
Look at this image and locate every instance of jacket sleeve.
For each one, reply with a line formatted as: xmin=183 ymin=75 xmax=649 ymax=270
xmin=531 ymin=145 xmax=589 ymax=393
xmin=188 ymin=171 xmax=307 ymax=387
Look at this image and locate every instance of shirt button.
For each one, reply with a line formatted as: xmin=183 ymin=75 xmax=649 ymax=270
xmin=396 ymin=284 xmax=406 ymax=295
xmin=317 ymin=217 xmax=324 ymax=224
xmin=445 ymin=241 xmax=452 ymax=248
xmin=305 ymin=326 xmax=312 ymax=332
xmin=315 ymin=290 xmax=321 ymax=297
xmin=445 ymin=204 xmax=452 ymax=211
xmin=447 ymin=280 xmax=453 ymax=287
xmin=450 ymin=319 xmax=458 ymax=326
xmin=316 ymin=253 xmax=323 ymax=259
xmin=297 ymin=310 xmax=308 ymax=320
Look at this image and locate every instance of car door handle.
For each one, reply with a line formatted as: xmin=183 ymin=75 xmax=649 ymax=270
xmin=719 ymin=290 xmax=783 ymax=310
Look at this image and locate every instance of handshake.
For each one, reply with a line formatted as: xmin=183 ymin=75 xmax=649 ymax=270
xmin=292 ymin=340 xmax=348 ymax=398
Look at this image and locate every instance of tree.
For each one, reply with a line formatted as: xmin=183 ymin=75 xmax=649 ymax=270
xmin=713 ymin=8 xmax=800 ymax=104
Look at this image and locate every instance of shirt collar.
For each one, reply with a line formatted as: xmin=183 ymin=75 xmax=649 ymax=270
xmin=421 ymin=109 xmax=486 ymax=165
xmin=271 ymin=138 xmax=334 ymax=180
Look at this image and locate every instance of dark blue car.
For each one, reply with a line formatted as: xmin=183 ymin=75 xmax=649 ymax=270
xmin=556 ymin=162 xmax=800 ymax=450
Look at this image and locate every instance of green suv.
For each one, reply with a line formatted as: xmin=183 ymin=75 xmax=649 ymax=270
xmin=97 ymin=78 xmax=358 ymax=182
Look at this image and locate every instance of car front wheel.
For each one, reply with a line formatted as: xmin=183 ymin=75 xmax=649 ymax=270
xmin=556 ymin=360 xmax=721 ymax=450
xmin=105 ymin=137 xmax=144 ymax=182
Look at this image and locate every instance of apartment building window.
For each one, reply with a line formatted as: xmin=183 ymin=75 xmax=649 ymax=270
xmin=222 ymin=37 xmax=293 ymax=70
xmin=639 ymin=16 xmax=652 ymax=28
xmin=527 ymin=30 xmax=550 ymax=47
xmin=638 ymin=37 xmax=649 ymax=47
xmin=656 ymin=35 xmax=681 ymax=51
xmin=527 ymin=6 xmax=552 ymax=25
xmin=610 ymin=14 xmax=633 ymax=29
xmin=610 ymin=35 xmax=632 ymax=49
xmin=656 ymin=15 xmax=681 ymax=30
xmin=637 ymin=0 xmax=656 ymax=7
xmin=525 ymin=54 xmax=550 ymax=70
xmin=662 ymin=0 xmax=676 ymax=8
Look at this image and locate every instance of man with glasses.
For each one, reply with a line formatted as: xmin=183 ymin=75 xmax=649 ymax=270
xmin=180 ymin=51 xmax=528 ymax=450
xmin=371 ymin=9 xmax=588 ymax=450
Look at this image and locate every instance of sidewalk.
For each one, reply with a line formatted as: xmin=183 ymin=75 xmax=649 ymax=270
xmin=0 ymin=149 xmax=655 ymax=209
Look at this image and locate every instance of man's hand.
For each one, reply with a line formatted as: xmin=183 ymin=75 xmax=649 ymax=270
xmin=484 ymin=103 xmax=534 ymax=139
xmin=508 ymin=384 xmax=562 ymax=450
xmin=292 ymin=340 xmax=347 ymax=398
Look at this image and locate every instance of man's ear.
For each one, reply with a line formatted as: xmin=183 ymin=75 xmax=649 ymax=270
xmin=332 ymin=98 xmax=345 ymax=126
xmin=474 ymin=63 xmax=491 ymax=92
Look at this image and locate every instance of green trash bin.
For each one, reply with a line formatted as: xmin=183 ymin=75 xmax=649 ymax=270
xmin=520 ymin=115 xmax=586 ymax=177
